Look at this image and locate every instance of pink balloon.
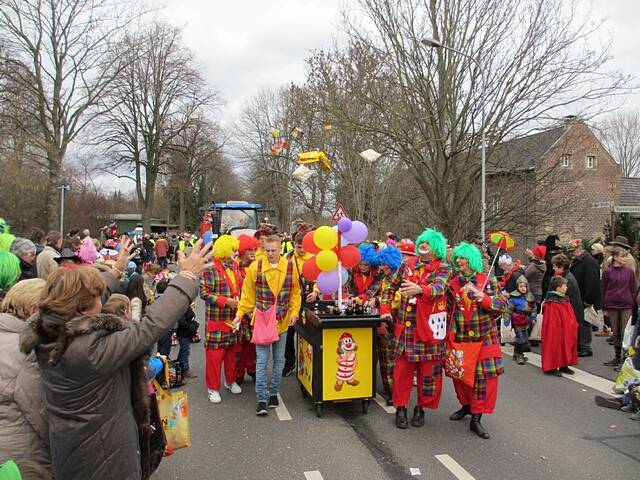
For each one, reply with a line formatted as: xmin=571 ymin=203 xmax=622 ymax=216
xmin=342 ymin=220 xmax=368 ymax=244
xmin=317 ymin=269 xmax=341 ymax=295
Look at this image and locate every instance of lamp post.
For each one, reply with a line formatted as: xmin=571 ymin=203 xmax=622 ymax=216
xmin=58 ymin=181 xmax=71 ymax=237
xmin=421 ymin=37 xmax=487 ymax=242
xmin=266 ymin=168 xmax=293 ymax=230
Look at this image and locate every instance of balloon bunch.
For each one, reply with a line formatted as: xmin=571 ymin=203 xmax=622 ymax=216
xmin=301 ymin=218 xmax=369 ymax=295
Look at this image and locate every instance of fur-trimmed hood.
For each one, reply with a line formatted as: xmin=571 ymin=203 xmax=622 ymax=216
xmin=20 ymin=312 xmax=130 ymax=357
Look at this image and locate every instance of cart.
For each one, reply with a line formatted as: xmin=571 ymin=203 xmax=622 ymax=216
xmin=294 ymin=307 xmax=383 ymax=417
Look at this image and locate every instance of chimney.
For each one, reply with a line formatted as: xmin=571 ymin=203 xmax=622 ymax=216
xmin=562 ymin=115 xmax=581 ymax=125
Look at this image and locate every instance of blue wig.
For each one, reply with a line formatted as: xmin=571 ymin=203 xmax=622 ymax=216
xmin=358 ymin=244 xmax=378 ymax=265
xmin=375 ymin=246 xmax=402 ymax=271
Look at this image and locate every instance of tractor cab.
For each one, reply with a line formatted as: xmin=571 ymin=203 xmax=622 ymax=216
xmin=199 ymin=201 xmax=267 ymax=239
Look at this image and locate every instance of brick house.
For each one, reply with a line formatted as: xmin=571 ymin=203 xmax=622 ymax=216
xmin=486 ymin=117 xmax=620 ymax=257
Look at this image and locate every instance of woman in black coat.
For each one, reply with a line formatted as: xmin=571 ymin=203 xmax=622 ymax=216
xmin=551 ymin=253 xmax=584 ymax=326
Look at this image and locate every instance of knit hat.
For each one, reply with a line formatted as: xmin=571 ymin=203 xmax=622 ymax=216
xmin=531 ymin=245 xmax=546 ymax=259
xmin=213 ymin=235 xmax=240 ymax=259
xmin=415 ymin=228 xmax=447 ymax=260
xmin=451 ymin=242 xmax=483 ymax=274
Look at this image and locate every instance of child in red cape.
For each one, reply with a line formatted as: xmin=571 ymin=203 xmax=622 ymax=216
xmin=541 ymin=276 xmax=578 ymax=376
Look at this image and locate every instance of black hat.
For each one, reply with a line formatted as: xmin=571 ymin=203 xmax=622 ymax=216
xmin=610 ymin=236 xmax=631 ymax=250
xmin=54 ymin=248 xmax=83 ymax=264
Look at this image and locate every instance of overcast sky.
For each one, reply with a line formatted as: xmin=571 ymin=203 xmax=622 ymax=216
xmin=99 ymin=0 xmax=640 ymax=191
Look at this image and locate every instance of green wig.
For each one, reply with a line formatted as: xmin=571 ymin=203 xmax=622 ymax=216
xmin=0 ymin=251 xmax=20 ymax=291
xmin=451 ymin=242 xmax=484 ymax=274
xmin=415 ymin=228 xmax=447 ymax=260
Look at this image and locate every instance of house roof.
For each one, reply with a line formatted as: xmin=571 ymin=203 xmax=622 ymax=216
xmin=487 ymin=126 xmax=567 ymax=174
xmin=618 ymin=177 xmax=640 ymax=206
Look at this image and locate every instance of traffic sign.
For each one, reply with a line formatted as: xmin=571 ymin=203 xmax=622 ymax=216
xmin=331 ymin=204 xmax=349 ymax=221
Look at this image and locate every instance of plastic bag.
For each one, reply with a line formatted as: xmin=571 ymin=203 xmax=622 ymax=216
xmin=500 ymin=314 xmax=515 ymax=344
xmin=613 ymin=357 xmax=640 ymax=394
xmin=622 ymin=320 xmax=634 ymax=350
xmin=155 ymin=388 xmax=191 ymax=450
xmin=584 ymin=306 xmax=603 ymax=328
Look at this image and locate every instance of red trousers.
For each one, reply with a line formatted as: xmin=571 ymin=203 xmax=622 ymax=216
xmin=392 ymin=355 xmax=442 ymax=409
xmin=235 ymin=341 xmax=256 ymax=379
xmin=453 ymin=376 xmax=499 ymax=414
xmin=205 ymin=346 xmax=239 ymax=390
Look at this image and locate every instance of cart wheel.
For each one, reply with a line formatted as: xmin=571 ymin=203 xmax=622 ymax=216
xmin=362 ymin=399 xmax=370 ymax=414
xmin=315 ymin=403 xmax=323 ymax=418
xmin=300 ymin=384 xmax=308 ymax=398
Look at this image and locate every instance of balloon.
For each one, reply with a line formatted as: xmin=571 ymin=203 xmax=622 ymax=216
xmin=337 ymin=218 xmax=352 ymax=233
xmin=302 ymin=257 xmax=321 ymax=281
xmin=339 ymin=245 xmax=360 ymax=268
xmin=314 ymin=226 xmax=338 ymax=250
xmin=203 ymin=231 xmax=213 ymax=245
xmin=340 ymin=235 xmax=351 ymax=247
xmin=342 ymin=221 xmax=368 ymax=244
xmin=339 ymin=266 xmax=350 ymax=285
xmin=316 ymin=249 xmax=339 ymax=271
xmin=302 ymin=231 xmax=321 ymax=254
xmin=317 ymin=269 xmax=340 ymax=295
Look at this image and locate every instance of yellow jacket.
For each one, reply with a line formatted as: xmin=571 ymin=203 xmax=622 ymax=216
xmin=236 ymin=257 xmax=302 ymax=335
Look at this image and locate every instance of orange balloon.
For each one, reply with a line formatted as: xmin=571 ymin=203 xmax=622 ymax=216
xmin=302 ymin=231 xmax=321 ymax=254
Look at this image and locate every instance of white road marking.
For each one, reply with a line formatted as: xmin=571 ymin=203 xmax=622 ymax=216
xmin=304 ymin=471 xmax=324 ymax=480
xmin=501 ymin=345 xmax=615 ymax=395
xmin=435 ymin=454 xmax=476 ymax=480
xmin=374 ymin=393 xmax=396 ymax=414
xmin=275 ymin=393 xmax=292 ymax=421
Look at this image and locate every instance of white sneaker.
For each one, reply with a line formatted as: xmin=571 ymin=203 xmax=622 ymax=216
xmin=225 ymin=382 xmax=242 ymax=394
xmin=208 ymin=389 xmax=222 ymax=403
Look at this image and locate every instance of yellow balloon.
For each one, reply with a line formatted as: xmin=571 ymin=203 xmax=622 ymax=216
xmin=316 ymin=249 xmax=338 ymax=272
xmin=313 ymin=225 xmax=338 ymax=250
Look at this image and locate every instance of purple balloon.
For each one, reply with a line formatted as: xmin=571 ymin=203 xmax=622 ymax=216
xmin=337 ymin=217 xmax=352 ymax=233
xmin=317 ymin=269 xmax=341 ymax=295
xmin=342 ymin=220 xmax=368 ymax=244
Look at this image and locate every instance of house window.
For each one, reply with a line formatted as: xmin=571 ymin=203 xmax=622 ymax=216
xmin=586 ymin=155 xmax=596 ymax=169
xmin=560 ymin=154 xmax=570 ymax=168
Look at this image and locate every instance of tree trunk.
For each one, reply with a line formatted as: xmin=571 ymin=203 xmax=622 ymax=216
xmin=141 ymin=170 xmax=157 ymax=233
xmin=43 ymin=149 xmax=63 ymax=231
xmin=178 ymin=189 xmax=186 ymax=231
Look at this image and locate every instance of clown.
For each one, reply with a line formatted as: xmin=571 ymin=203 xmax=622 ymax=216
xmin=335 ymin=332 xmax=359 ymax=390
xmin=348 ymin=244 xmax=384 ymax=303
xmin=200 ymin=235 xmax=243 ymax=404
xmin=448 ymin=242 xmax=506 ymax=439
xmin=380 ymin=228 xmax=451 ymax=429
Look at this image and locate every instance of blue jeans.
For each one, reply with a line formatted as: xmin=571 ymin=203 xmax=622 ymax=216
xmin=177 ymin=336 xmax=191 ymax=374
xmin=255 ymin=333 xmax=287 ymax=402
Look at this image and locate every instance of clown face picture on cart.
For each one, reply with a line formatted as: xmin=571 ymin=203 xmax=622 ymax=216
xmin=322 ymin=328 xmax=373 ymax=401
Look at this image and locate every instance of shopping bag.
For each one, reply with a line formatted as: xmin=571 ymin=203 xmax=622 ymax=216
xmin=612 ymin=357 xmax=640 ymax=394
xmin=622 ymin=319 xmax=634 ymax=350
xmin=251 ymin=304 xmax=279 ymax=346
xmin=500 ymin=314 xmax=515 ymax=344
xmin=443 ymin=339 xmax=483 ymax=388
xmin=530 ymin=313 xmax=543 ymax=341
xmin=153 ymin=363 xmax=191 ymax=450
xmin=584 ymin=306 xmax=603 ymax=328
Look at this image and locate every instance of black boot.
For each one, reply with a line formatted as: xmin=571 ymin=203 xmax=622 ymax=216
xmin=470 ymin=414 xmax=490 ymax=439
xmin=604 ymin=347 xmax=622 ymax=367
xmin=411 ymin=406 xmax=425 ymax=427
xmin=449 ymin=405 xmax=471 ymax=421
xmin=395 ymin=407 xmax=409 ymax=429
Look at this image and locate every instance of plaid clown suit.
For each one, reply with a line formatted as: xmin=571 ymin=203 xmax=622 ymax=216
xmin=200 ymin=259 xmax=242 ymax=391
xmin=235 ymin=261 xmax=256 ymax=381
xmin=380 ymin=258 xmax=451 ymax=409
xmin=350 ymin=268 xmax=391 ymax=394
xmin=449 ymin=273 xmax=506 ymax=414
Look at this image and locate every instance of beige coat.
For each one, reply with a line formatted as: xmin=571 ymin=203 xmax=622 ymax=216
xmin=0 ymin=313 xmax=50 ymax=467
xmin=36 ymin=246 xmax=59 ymax=280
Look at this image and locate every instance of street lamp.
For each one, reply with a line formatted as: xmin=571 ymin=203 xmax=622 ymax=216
xmin=58 ymin=181 xmax=71 ymax=237
xmin=421 ymin=37 xmax=488 ymax=242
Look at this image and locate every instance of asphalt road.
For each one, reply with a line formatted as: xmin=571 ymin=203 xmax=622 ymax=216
xmin=153 ymin=302 xmax=640 ymax=480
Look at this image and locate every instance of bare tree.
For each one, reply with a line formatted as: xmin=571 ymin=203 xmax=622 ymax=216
xmin=98 ymin=21 xmax=219 ymax=232
xmin=333 ymin=0 xmax=630 ymax=241
xmin=0 ymin=0 xmax=138 ymax=228
xmin=596 ymin=109 xmax=640 ymax=177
